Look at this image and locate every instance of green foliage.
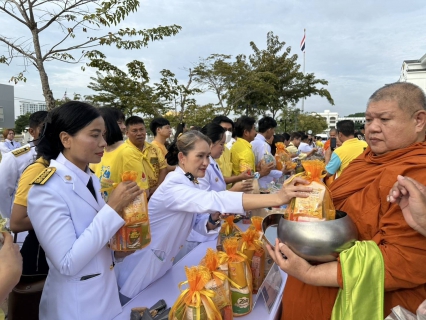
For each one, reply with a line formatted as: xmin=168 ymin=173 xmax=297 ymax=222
xmin=0 ymin=0 xmax=181 ymax=109
xmin=153 ymin=69 xmax=203 ymax=122
xmin=191 ymin=32 xmax=333 ymax=119
xmin=295 ymin=113 xmax=328 ymax=135
xmin=346 ymin=112 xmax=365 ymax=117
xmin=14 ymin=113 xmax=31 ymax=134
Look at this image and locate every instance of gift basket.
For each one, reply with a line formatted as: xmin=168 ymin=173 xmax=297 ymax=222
xmin=223 ymin=237 xmax=253 ymax=317
xmin=217 ymin=216 xmax=242 ymax=252
xmin=169 ymin=266 xmax=222 ymax=320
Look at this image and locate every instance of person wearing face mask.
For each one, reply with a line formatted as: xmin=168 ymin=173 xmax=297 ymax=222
xmin=114 ymin=130 xmax=312 ymax=304
xmin=175 ymin=123 xmax=254 ymax=261
xmin=211 ymin=116 xmax=252 ymax=188
xmin=27 ymin=101 xmax=142 ymax=320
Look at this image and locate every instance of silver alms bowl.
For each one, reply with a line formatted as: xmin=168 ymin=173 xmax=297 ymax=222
xmin=262 ymin=211 xmax=358 ymax=262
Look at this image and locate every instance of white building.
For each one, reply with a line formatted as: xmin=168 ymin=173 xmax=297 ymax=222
xmin=317 ymin=109 xmax=339 ymax=131
xmin=399 ymin=54 xmax=426 ymax=92
xmin=315 ymin=110 xmax=365 ymax=135
xmin=18 ymin=100 xmax=47 ymax=116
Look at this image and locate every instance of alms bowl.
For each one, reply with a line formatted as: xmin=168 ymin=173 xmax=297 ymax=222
xmin=262 ymin=211 xmax=358 ymax=263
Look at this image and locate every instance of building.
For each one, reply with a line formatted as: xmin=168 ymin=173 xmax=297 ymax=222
xmin=0 ymin=84 xmax=15 ymax=130
xmin=317 ymin=109 xmax=339 ymax=131
xmin=399 ymin=54 xmax=426 ymax=92
xmin=315 ymin=110 xmax=365 ymax=135
xmin=18 ymin=100 xmax=47 ymax=116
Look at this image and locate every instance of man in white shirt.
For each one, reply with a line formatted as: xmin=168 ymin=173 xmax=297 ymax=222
xmin=298 ymin=134 xmax=317 ymax=157
xmin=251 ymin=116 xmax=283 ymax=189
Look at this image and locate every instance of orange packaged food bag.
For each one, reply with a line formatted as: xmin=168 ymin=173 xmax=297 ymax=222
xmin=217 ymin=216 xmax=241 ymax=251
xmin=223 ymin=238 xmax=253 ymax=317
xmin=250 ymin=216 xmax=275 ymax=279
xmin=200 ymin=248 xmax=234 ymax=320
xmin=275 ymin=142 xmax=296 ymax=171
xmin=110 ymin=171 xmax=151 ymax=251
xmin=238 ymin=228 xmax=265 ymax=294
xmin=169 ymin=266 xmax=222 ymax=320
xmin=285 ymin=160 xmax=336 ymax=221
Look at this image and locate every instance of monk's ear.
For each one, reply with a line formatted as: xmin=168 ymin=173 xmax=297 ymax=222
xmin=414 ymin=110 xmax=426 ymax=133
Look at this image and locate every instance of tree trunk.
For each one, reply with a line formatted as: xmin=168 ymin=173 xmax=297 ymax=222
xmin=31 ymin=28 xmax=55 ymax=110
xmin=179 ymin=69 xmax=193 ymax=123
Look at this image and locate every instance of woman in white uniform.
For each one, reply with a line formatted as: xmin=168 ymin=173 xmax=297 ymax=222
xmin=116 ymin=130 xmax=312 ymax=302
xmin=177 ymin=123 xmax=253 ymax=259
xmin=27 ymin=101 xmax=142 ymax=320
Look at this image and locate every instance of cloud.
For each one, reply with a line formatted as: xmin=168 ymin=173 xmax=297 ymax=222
xmin=1 ymin=0 xmax=425 ymax=118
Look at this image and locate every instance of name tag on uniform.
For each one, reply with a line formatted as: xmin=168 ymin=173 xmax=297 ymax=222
xmin=150 ymin=157 xmax=159 ymax=165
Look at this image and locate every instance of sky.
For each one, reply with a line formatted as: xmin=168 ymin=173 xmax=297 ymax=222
xmin=1 ymin=0 xmax=425 ymax=118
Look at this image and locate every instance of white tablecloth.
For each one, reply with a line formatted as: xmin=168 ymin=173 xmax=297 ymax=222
xmin=114 ymin=238 xmax=287 ymax=320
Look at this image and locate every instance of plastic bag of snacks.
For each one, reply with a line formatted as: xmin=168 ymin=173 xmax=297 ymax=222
xmin=110 ymin=171 xmax=151 ymax=251
xmin=223 ymin=238 xmax=253 ymax=317
xmin=250 ymin=216 xmax=274 ymax=282
xmin=285 ymin=160 xmax=336 ymax=221
xmin=238 ymin=228 xmax=265 ymax=294
xmin=169 ymin=266 xmax=222 ymax=320
xmin=275 ymin=142 xmax=296 ymax=171
xmin=199 ymin=248 xmax=234 ymax=320
xmin=217 ymin=216 xmax=241 ymax=251
xmin=0 ymin=218 xmax=9 ymax=232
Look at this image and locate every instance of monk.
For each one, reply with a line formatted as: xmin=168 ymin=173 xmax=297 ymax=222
xmin=268 ymin=82 xmax=426 ymax=319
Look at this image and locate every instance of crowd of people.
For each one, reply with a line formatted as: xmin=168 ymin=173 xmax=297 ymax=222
xmin=0 ymin=81 xmax=426 ymax=319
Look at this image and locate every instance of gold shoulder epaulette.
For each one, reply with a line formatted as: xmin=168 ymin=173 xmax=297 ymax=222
xmin=12 ymin=146 xmax=31 ymax=157
xmin=30 ymin=167 xmax=56 ymax=185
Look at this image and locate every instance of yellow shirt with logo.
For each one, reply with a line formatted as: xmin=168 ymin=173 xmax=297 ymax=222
xmin=14 ymin=157 xmax=49 ymax=206
xmin=93 ymin=142 xmax=149 ymax=202
xmin=230 ymin=138 xmax=255 ymax=176
xmin=125 ymin=140 xmax=167 ymax=190
xmin=216 ymin=146 xmax=232 ymax=189
xmin=151 ymin=140 xmax=168 ymax=157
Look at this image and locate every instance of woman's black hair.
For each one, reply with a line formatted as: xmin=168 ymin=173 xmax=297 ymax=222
xmin=174 ymin=122 xmax=186 ymax=141
xmin=200 ymin=123 xmax=225 ymax=144
xmin=98 ymin=107 xmax=123 ymax=146
xmin=36 ymin=101 xmax=101 ymax=161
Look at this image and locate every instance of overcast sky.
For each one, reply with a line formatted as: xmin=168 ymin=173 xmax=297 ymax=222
xmin=1 ymin=0 xmax=425 ymax=117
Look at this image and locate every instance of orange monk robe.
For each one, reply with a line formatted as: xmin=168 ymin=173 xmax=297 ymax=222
xmin=323 ymin=139 xmax=331 ymax=151
xmin=281 ymin=142 xmax=426 ymax=320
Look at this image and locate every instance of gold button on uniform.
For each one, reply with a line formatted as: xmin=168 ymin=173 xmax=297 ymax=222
xmin=215 ymin=177 xmax=219 ymax=182
xmin=171 ymin=257 xmax=175 ymax=262
xmin=65 ymin=175 xmax=72 ymax=181
xmin=179 ymin=245 xmax=183 ymax=250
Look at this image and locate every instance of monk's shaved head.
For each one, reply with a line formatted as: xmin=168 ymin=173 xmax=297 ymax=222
xmin=368 ymin=82 xmax=426 ymax=114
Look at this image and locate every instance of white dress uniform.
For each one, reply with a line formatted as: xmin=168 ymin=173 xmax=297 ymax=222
xmin=116 ymin=166 xmax=245 ymax=299
xmin=251 ymin=134 xmax=282 ymax=189
xmin=186 ymin=156 xmax=226 ymax=243
xmin=0 ymin=144 xmax=35 ymax=219
xmin=0 ymin=139 xmax=21 ymax=156
xmin=27 ymin=153 xmax=124 ymax=320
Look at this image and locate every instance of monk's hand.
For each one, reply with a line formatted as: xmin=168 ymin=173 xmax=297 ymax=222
xmin=277 ymin=177 xmax=312 ymax=205
xmin=266 ymin=239 xmax=313 ymax=283
xmin=388 ymin=175 xmax=426 ymax=237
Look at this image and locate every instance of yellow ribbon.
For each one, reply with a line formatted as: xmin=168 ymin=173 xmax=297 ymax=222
xmin=172 ymin=281 xmax=221 ymax=320
xmin=211 ymin=270 xmax=242 ymax=290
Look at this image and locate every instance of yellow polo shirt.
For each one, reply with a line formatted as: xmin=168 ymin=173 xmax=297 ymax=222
xmin=216 ymin=146 xmax=232 ymax=189
xmin=230 ymin=138 xmax=255 ymax=176
xmin=151 ymin=140 xmax=168 ymax=157
xmin=14 ymin=157 xmax=49 ymax=206
xmin=125 ymin=140 xmax=167 ymax=190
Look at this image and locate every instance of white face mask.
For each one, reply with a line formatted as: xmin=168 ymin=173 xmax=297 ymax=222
xmin=225 ymin=131 xmax=232 ymax=143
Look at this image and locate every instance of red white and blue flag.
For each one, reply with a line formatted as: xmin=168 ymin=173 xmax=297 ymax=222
xmin=300 ymin=32 xmax=306 ymax=52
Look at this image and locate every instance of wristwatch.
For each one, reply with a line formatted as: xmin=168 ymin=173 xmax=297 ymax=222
xmin=208 ymin=214 xmax=221 ymax=226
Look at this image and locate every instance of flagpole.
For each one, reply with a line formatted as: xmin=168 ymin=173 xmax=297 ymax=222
xmin=302 ymin=28 xmax=306 ymax=113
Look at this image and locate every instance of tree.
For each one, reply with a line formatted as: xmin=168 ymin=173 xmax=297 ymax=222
xmin=0 ymin=0 xmax=181 ymax=110
xmin=14 ymin=113 xmax=31 ymax=133
xmin=153 ymin=69 xmax=202 ymax=122
xmin=346 ymin=112 xmax=365 ymax=117
xmin=294 ymin=112 xmax=328 ymax=135
xmin=87 ymin=61 xmax=166 ymax=117
xmin=240 ymin=31 xmax=334 ymax=118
